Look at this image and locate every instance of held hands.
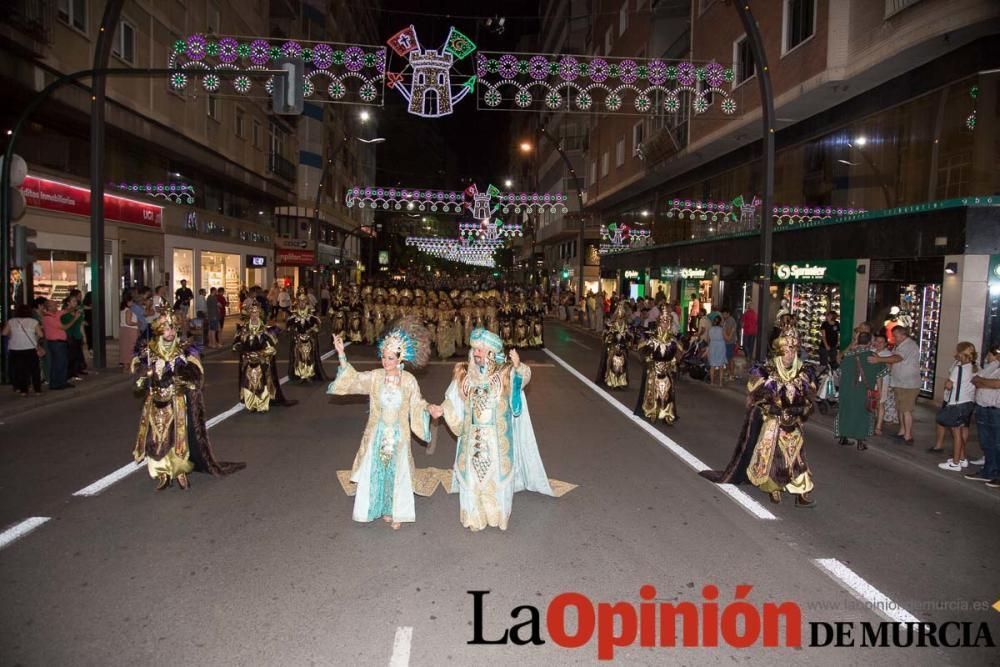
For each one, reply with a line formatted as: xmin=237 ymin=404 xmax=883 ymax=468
xmin=427 ymin=404 xmax=444 ymax=419
xmin=509 ymin=348 xmax=520 ymax=368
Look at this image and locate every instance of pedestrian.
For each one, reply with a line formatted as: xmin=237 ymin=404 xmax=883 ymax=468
xmin=82 ymin=290 xmax=93 ymax=352
xmin=820 ymin=310 xmax=840 ymax=370
xmin=277 ymin=287 xmax=292 ymax=322
xmin=741 ymin=305 xmax=758 ymax=361
xmin=131 ymin=291 xmax=149 ymax=345
xmin=688 ymin=292 xmax=700 ymax=332
xmin=217 ymin=287 xmax=228 ymax=337
xmin=61 ymin=291 xmax=87 ymax=379
xmin=935 ymin=342 xmax=978 ymax=471
xmin=707 ymin=315 xmax=726 ymax=386
xmin=206 ymin=287 xmax=221 ymax=348
xmin=697 ymin=308 xmax=712 ymax=343
xmin=238 ymin=284 xmax=248 ymax=305
xmin=595 ymin=290 xmax=606 ymax=332
xmin=836 ymin=332 xmax=885 ymax=450
xmin=2 ymin=304 xmax=44 ymax=396
xmin=174 ymin=279 xmax=194 ymax=315
xmin=320 ymin=284 xmax=331 ymax=316
xmin=967 ymin=343 xmax=1000 ymax=487
xmin=644 ymin=298 xmax=661 ymax=330
xmin=869 ymin=326 xmax=921 ymax=445
xmin=721 ymin=307 xmax=738 ymax=379
xmin=119 ymin=292 xmax=140 ymax=371
xmin=872 ymin=333 xmax=898 ymax=435
xmin=42 ymin=300 xmax=72 ymax=390
xmin=195 ymin=288 xmax=208 ymax=344
xmin=31 ymin=296 xmax=50 ymax=383
xmin=152 ymin=285 xmax=166 ymax=311
xmin=586 ymin=291 xmax=596 ymax=330
xmin=327 ymin=325 xmax=438 ymax=530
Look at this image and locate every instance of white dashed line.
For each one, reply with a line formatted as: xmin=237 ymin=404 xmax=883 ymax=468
xmin=813 ymin=558 xmax=919 ymax=623
xmin=0 ymin=517 xmax=51 ymax=550
xmin=389 ymin=626 xmax=412 ymax=667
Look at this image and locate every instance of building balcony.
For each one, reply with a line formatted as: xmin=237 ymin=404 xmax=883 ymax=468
xmin=535 ymin=213 xmax=603 ymax=244
xmin=0 ymin=0 xmax=53 ymax=55
xmin=267 ymin=152 xmax=296 ymax=183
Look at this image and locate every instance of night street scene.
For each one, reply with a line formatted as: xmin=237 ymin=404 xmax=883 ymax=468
xmin=1 ymin=0 xmax=999 ymax=665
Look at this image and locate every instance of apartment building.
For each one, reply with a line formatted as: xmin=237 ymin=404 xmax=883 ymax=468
xmin=595 ymin=0 xmax=1000 ymax=400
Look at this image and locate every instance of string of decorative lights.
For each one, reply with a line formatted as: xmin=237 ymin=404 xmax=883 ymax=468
xmin=109 ymin=182 xmax=195 ymax=205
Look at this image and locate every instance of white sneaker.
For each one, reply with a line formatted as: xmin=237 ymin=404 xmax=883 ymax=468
xmin=960 ymin=458 xmax=969 ymax=467
xmin=969 ymin=457 xmax=985 ymax=466
xmin=938 ymin=460 xmax=962 ymax=471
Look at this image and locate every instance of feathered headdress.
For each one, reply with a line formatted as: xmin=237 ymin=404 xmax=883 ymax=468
xmin=469 ymin=327 xmax=506 ymax=364
xmin=378 ymin=316 xmax=431 ymax=369
xmin=150 ymin=309 xmax=184 ymax=337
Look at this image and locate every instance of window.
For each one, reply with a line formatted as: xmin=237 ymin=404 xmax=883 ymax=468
xmin=733 ymin=36 xmax=756 ymax=86
xmin=616 ymin=138 xmax=625 ymax=167
xmin=112 ymin=20 xmax=136 ymax=64
xmin=632 ymin=121 xmax=645 ymax=156
xmin=601 ymin=151 xmax=609 ymax=177
xmin=783 ymin=0 xmax=815 ymax=53
xmin=590 ymin=161 xmax=597 ymax=186
xmin=268 ymin=120 xmax=285 ymax=156
xmin=57 ymin=0 xmax=87 ymax=33
xmin=252 ymin=120 xmax=263 ymax=149
xmin=207 ymin=95 xmax=220 ymax=121
xmin=235 ymin=107 xmax=246 ymax=139
xmin=619 ymin=2 xmax=628 ymax=36
xmin=604 ymin=26 xmax=613 ymax=55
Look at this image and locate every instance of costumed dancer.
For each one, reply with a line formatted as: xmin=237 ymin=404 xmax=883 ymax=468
xmin=287 ymin=294 xmax=326 ymax=382
xmin=633 ymin=310 xmax=684 ymax=424
xmin=700 ymin=324 xmax=817 ymax=508
xmin=132 ymin=309 xmax=245 ymax=491
xmin=528 ymin=291 xmax=545 ymax=348
xmin=597 ymin=303 xmax=634 ymax=389
xmin=330 ymin=286 xmax=347 ymax=339
xmin=436 ymin=296 xmax=457 ymax=359
xmin=498 ymin=292 xmax=515 ymax=347
xmin=327 ymin=318 xmax=438 ymax=529
xmin=835 ymin=332 xmax=886 ymax=450
xmin=233 ymin=301 xmax=297 ymax=411
xmin=441 ymin=328 xmax=556 ymax=531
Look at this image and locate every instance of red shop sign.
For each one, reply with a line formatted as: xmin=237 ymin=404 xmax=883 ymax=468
xmin=276 ymin=249 xmax=316 ymax=266
xmin=19 ymin=175 xmax=162 ymax=228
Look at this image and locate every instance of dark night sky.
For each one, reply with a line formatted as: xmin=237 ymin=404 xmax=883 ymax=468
xmin=372 ymin=1 xmax=540 ymax=189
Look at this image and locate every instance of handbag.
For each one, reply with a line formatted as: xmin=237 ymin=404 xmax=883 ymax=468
xmin=15 ymin=320 xmax=45 ymax=358
xmin=855 ymin=355 xmax=879 ymax=412
xmin=936 ymin=365 xmax=969 ymax=427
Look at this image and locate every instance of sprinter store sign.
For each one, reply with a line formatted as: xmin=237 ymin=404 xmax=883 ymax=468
xmin=774 ymin=263 xmax=829 ymax=281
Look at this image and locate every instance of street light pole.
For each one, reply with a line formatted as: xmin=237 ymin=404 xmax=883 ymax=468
xmin=734 ymin=1 xmax=775 ymax=362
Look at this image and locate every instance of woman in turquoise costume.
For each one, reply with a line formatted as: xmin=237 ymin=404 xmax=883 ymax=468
xmin=328 ymin=317 xmax=439 ymax=529
xmin=441 ymin=328 xmax=555 ymax=531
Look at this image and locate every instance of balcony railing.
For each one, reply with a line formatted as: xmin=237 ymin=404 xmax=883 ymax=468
xmin=1 ymin=0 xmax=53 ymax=46
xmin=267 ymin=152 xmax=296 ymax=182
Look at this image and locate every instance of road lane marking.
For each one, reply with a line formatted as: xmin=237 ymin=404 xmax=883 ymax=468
xmin=0 ymin=517 xmax=50 ymax=550
xmin=543 ymin=348 xmax=777 ymax=521
xmin=389 ymin=626 xmax=412 ymax=667
xmin=72 ymin=345 xmax=345 ymax=498
xmin=565 ymin=336 xmax=593 ymax=350
xmin=813 ymin=558 xmax=919 ymax=623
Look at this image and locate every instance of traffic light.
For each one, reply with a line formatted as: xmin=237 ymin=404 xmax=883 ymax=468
xmin=272 ymin=57 xmax=304 ymax=115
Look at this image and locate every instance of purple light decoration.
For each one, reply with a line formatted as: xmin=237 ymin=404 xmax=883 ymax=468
xmin=559 ymin=56 xmax=579 ymax=81
xmin=344 ymin=46 xmax=365 ymax=72
xmin=589 ymin=57 xmax=609 ymax=83
xmin=249 ymin=39 xmax=270 ymax=66
xmin=529 ymin=56 xmax=549 ymax=81
xmin=186 ymin=34 xmax=207 ymax=61
xmin=648 ymin=59 xmax=668 ymax=85
xmin=618 ymin=59 xmax=638 ymax=84
xmin=677 ymin=62 xmax=697 ymax=87
xmin=282 ymin=40 xmax=302 ymax=58
xmin=218 ymin=37 xmax=239 ymax=64
xmin=705 ymin=61 xmax=725 ymax=88
xmin=498 ymin=54 xmax=518 ymax=79
xmin=476 ymin=53 xmax=488 ymax=78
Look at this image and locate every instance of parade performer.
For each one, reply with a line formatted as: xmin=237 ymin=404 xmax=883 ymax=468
xmin=132 ymin=309 xmax=244 ymax=491
xmin=330 ymin=286 xmax=347 ymax=339
xmin=436 ymin=296 xmax=458 ymax=359
xmin=327 ymin=319 xmax=438 ymax=529
xmin=286 ymin=294 xmax=326 ymax=382
xmin=596 ymin=303 xmax=634 ymax=389
xmin=700 ymin=325 xmax=817 ymax=507
xmin=835 ymin=332 xmax=886 ymax=450
xmin=633 ymin=311 xmax=684 ymax=424
xmin=528 ymin=291 xmax=545 ymax=348
xmin=233 ymin=301 xmax=296 ymax=412
xmin=441 ymin=328 xmax=556 ymax=531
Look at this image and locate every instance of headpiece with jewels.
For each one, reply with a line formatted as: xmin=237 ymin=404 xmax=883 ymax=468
xmin=150 ymin=309 xmax=184 ymax=337
xmin=469 ymin=327 xmax=506 ymax=364
xmin=772 ymin=320 xmax=800 ymax=354
xmin=377 ymin=316 xmax=431 ymax=369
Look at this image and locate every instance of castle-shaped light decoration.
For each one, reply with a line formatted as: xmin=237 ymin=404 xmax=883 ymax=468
xmin=386 ymin=25 xmax=477 ymax=119
xmin=599 ymin=222 xmax=651 ymax=255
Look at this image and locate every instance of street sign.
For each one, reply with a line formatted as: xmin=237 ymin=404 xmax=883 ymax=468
xmin=272 ymin=57 xmax=304 ymax=115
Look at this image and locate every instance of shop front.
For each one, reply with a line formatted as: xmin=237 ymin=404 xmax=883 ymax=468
xmin=769 ymin=260 xmax=857 ymax=366
xmin=986 ymin=255 xmax=1000 ymax=357
xmin=275 ymin=238 xmax=316 ymax=293
xmin=620 ymin=269 xmax=647 ymax=300
xmin=245 ymin=254 xmax=268 ymax=289
xmin=18 ymin=173 xmax=163 ymax=337
xmin=166 ymin=237 xmax=274 ymax=313
xmin=660 ymin=266 xmax=716 ymax=333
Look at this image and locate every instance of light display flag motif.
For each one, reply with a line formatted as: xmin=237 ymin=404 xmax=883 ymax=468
xmin=387 ymin=25 xmax=420 ymax=57
xmin=444 ymin=27 xmax=476 ymax=61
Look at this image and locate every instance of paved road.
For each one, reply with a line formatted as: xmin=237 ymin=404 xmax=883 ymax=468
xmin=0 ymin=320 xmax=996 ymax=665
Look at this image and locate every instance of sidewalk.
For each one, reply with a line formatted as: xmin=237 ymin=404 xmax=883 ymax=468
xmin=0 ymin=317 xmax=245 ymax=422
xmin=553 ymin=316 xmax=989 ymax=484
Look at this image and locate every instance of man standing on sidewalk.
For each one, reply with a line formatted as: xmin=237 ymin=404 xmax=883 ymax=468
xmin=42 ymin=300 xmax=72 ymax=390
xmin=869 ymin=326 xmax=921 ymax=445
xmin=819 ymin=310 xmax=841 ymax=370
xmin=741 ymin=305 xmax=758 ymax=361
xmin=967 ymin=343 xmax=1000 ymax=487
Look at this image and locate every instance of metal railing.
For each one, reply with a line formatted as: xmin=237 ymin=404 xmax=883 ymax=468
xmin=1 ymin=0 xmax=53 ymax=45
xmin=267 ymin=151 xmax=296 ymax=182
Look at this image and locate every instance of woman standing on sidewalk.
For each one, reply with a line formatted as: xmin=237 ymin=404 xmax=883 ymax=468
xmin=707 ymin=315 xmax=727 ymax=387
xmin=936 ymin=342 xmax=978 ymax=472
xmin=119 ymin=292 xmax=140 ymax=370
xmin=3 ymin=304 xmax=44 ymax=396
xmin=835 ymin=332 xmax=886 ymax=450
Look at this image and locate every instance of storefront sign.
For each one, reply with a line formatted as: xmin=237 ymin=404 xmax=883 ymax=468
xmin=774 ymin=263 xmax=829 ymax=281
xmin=20 ymin=175 xmax=162 ymax=228
xmin=661 ymin=266 xmax=710 ymax=280
xmin=623 ymin=270 xmax=641 ymax=280
xmin=275 ymin=237 xmax=313 ymax=250
xmin=378 ymin=250 xmax=390 ymax=266
xmin=246 ymin=255 xmax=267 ymax=268
xmin=276 ymin=249 xmax=316 ymax=266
